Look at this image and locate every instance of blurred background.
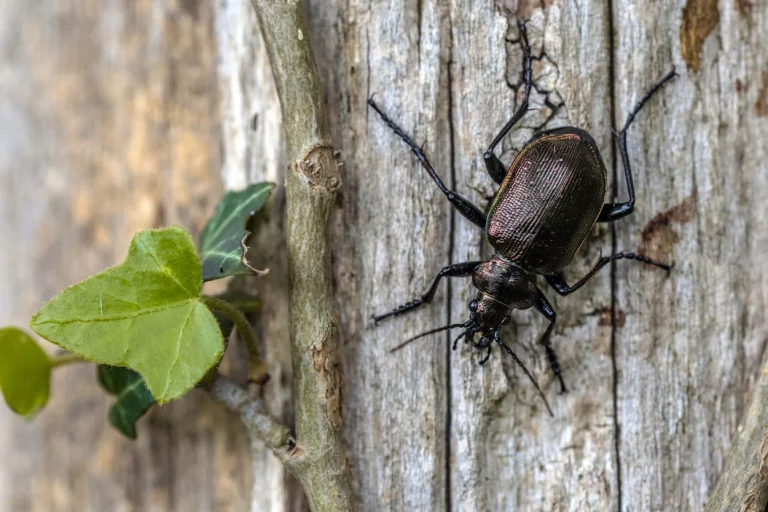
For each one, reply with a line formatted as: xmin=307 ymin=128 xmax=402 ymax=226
xmin=0 ymin=1 xmax=297 ymax=510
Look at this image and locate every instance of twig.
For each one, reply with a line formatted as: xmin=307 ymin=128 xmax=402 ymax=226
xmin=207 ymin=374 xmax=296 ymax=459
xmin=248 ymin=1 xmax=353 ymax=511
xmin=706 ymin=348 xmax=768 ymax=511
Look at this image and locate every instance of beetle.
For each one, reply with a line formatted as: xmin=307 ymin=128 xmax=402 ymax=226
xmin=368 ymin=22 xmax=677 ymax=409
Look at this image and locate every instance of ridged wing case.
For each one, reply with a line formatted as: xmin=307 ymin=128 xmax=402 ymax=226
xmin=486 ymin=130 xmax=607 ymax=275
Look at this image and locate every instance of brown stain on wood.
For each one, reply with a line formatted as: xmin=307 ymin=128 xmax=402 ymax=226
xmin=638 ymin=193 xmax=697 ymax=261
xmin=755 ymin=71 xmax=768 ymax=117
xmin=590 ymin=307 xmax=626 ymax=328
xmin=680 ymin=0 xmax=719 ymax=72
xmin=735 ymin=0 xmax=754 ymax=16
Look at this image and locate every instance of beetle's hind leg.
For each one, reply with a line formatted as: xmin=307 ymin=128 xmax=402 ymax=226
xmin=534 ymin=289 xmax=567 ymax=393
xmin=598 ymin=69 xmax=678 ymax=222
xmin=483 ymin=21 xmax=532 ymax=185
xmin=367 ymin=99 xmax=487 ymax=229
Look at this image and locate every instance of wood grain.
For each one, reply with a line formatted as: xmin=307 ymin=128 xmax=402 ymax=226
xmin=310 ymin=1 xmax=453 ymax=509
xmin=613 ymin=0 xmax=768 ymax=510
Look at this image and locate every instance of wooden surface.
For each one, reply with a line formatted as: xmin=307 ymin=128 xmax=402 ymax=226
xmin=2 ymin=0 xmax=767 ymax=511
xmin=613 ymin=1 xmax=768 ymax=510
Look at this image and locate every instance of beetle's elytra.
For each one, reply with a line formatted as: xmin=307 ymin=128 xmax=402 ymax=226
xmin=369 ymin=22 xmax=677 ymax=413
xmin=487 ymin=129 xmax=606 ymax=274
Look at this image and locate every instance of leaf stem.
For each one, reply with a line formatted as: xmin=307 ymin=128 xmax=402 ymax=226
xmin=201 ymin=295 xmax=269 ymax=384
xmin=49 ymin=353 xmax=88 ymax=368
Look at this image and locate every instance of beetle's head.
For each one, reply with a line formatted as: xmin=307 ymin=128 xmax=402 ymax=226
xmin=468 ymin=294 xmax=511 ymax=334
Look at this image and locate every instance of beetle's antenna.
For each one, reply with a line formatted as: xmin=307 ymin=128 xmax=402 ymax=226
xmin=494 ymin=332 xmax=554 ymax=417
xmin=390 ymin=322 xmax=468 ymax=353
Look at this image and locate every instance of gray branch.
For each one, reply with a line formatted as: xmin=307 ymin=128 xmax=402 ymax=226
xmin=207 ymin=375 xmax=296 ymax=460
xmin=245 ymin=1 xmax=353 ymax=511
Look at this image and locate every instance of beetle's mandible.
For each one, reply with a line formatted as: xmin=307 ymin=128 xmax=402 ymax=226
xmin=369 ymin=22 xmax=677 ymax=413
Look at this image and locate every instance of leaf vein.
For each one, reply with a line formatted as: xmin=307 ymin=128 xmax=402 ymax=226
xmin=134 ymin=236 xmax=196 ymax=296
xmin=162 ymin=304 xmax=195 ymax=400
xmin=202 ymin=251 xmax=241 ymax=260
xmin=117 ymin=379 xmax=145 ymax=400
xmin=203 ymin=187 xmax=270 ymax=246
xmin=34 ymin=299 xmax=197 ymax=325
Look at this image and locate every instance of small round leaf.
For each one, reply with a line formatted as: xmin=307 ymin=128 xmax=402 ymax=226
xmin=0 ymin=327 xmax=51 ymax=415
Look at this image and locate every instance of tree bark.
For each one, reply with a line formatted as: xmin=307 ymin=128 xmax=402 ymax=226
xmin=2 ymin=0 xmax=768 ymax=511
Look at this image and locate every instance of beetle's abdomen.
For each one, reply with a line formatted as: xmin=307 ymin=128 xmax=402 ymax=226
xmin=486 ymin=132 xmax=606 ymax=274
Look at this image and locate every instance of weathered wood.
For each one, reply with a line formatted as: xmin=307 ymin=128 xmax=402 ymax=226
xmin=613 ymin=0 xmax=768 ymax=510
xmin=3 ymin=0 xmax=768 ymax=511
xmin=308 ymin=0 xmax=768 ymax=509
xmin=309 ymin=1 xmax=453 ymax=509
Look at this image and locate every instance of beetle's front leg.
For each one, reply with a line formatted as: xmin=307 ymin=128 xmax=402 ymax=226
xmin=367 ymin=99 xmax=487 ymax=229
xmin=478 ymin=345 xmax=493 ymax=365
xmin=534 ymin=289 xmax=566 ymax=393
xmin=373 ymin=261 xmax=482 ymax=324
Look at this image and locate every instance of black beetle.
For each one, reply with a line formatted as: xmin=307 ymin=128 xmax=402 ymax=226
xmin=369 ymin=22 xmax=677 ymax=410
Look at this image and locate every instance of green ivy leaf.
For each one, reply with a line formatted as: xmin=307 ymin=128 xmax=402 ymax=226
xmin=97 ymin=365 xmax=154 ymax=439
xmin=30 ymin=227 xmax=224 ymax=403
xmin=199 ymin=182 xmax=275 ymax=281
xmin=0 ymin=327 xmax=51 ymax=415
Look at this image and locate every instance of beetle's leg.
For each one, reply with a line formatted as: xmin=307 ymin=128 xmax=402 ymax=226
xmin=368 ymin=99 xmax=487 ymax=229
xmin=479 ymin=345 xmax=493 ymax=365
xmin=534 ymin=289 xmax=566 ymax=393
xmin=546 ymin=252 xmax=671 ymax=295
xmin=494 ymin=330 xmax=554 ymax=416
xmin=483 ymin=21 xmax=532 ymax=185
xmin=452 ymin=330 xmax=468 ymax=350
xmin=373 ymin=261 xmax=483 ymax=324
xmin=598 ymin=69 xmax=678 ymax=222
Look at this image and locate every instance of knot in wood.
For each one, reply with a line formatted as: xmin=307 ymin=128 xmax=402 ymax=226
xmin=297 ymin=143 xmax=343 ymax=192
